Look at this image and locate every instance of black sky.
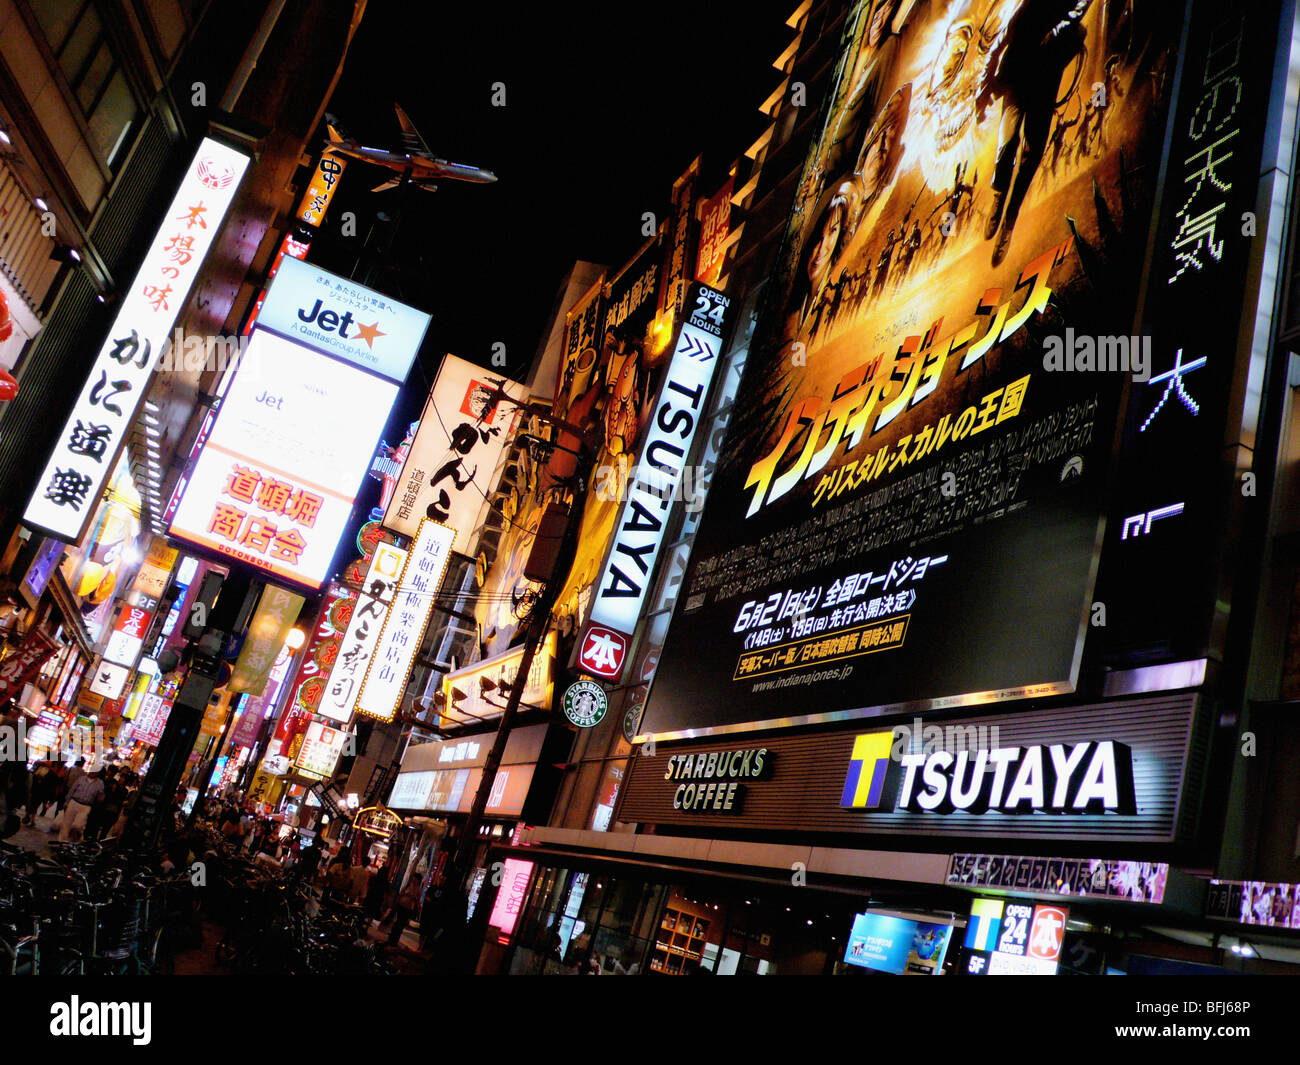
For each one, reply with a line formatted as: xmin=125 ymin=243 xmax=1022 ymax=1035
xmin=316 ymin=0 xmax=797 ymax=392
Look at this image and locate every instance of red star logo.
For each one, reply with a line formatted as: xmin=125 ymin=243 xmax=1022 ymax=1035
xmin=354 ymin=320 xmax=386 ymax=348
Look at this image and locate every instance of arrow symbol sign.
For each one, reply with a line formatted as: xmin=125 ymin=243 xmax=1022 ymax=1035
xmin=679 ymin=332 xmax=714 ymax=362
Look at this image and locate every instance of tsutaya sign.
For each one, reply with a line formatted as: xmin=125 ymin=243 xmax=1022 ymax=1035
xmin=24 ymin=138 xmax=250 ymax=542
xmin=580 ymin=282 xmax=732 ymax=674
xmin=844 ymin=735 xmax=1135 ymax=815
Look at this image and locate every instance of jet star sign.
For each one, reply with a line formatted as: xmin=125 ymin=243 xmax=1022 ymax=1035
xmin=577 ymin=284 xmax=732 ymax=682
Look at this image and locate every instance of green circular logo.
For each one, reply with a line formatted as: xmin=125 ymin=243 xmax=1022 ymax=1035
xmin=622 ymin=701 xmax=642 ymax=744
xmin=563 ymin=679 xmax=608 ymax=728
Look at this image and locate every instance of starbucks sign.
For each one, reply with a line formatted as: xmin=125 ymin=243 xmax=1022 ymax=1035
xmin=563 ymin=679 xmax=608 ymax=729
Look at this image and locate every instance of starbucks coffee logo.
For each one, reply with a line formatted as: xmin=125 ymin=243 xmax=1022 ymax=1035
xmin=623 ymin=701 xmax=642 ymax=743
xmin=563 ymin=679 xmax=608 ymax=728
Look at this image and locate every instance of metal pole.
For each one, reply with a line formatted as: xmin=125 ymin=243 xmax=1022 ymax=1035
xmin=123 ymin=570 xmax=253 ymax=854
xmin=445 ymin=442 xmax=595 ymax=894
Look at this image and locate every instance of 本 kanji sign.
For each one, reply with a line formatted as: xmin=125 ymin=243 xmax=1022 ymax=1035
xmin=319 ymin=542 xmax=408 ymax=723
xmin=24 ymin=137 xmax=250 ymax=541
xmin=355 ymin=519 xmax=455 ymax=722
xmin=578 ymin=624 xmax=627 ymax=680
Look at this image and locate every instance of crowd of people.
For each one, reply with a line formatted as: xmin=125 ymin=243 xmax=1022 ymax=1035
xmin=1 ymin=751 xmax=140 ymax=843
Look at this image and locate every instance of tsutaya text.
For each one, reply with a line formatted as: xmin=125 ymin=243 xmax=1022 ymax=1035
xmin=745 ymin=240 xmax=1073 ymax=517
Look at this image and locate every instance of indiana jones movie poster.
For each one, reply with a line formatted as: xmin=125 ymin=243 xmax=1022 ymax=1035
xmin=646 ymin=0 xmax=1182 ymax=736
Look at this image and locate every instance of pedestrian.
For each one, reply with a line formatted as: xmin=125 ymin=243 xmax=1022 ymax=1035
xmin=86 ymin=768 xmax=126 ymax=842
xmin=60 ymin=764 xmax=105 ymax=842
xmin=326 ymin=854 xmax=352 ymax=902
xmin=293 ymin=834 xmax=324 ymax=884
xmin=27 ymin=761 xmax=58 ymax=822
xmin=386 ymin=874 xmax=423 ymax=948
xmin=364 ymin=861 xmax=391 ymax=925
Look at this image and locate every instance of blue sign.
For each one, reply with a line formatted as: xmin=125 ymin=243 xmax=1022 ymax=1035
xmin=256 ymin=256 xmax=429 ymax=383
xmin=844 ymin=913 xmax=952 ymax=975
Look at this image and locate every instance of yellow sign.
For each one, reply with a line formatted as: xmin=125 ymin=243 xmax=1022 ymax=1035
xmin=439 ymin=629 xmax=555 ymax=728
xmin=230 ymin=585 xmax=305 ymax=694
xmin=295 ymin=151 xmax=347 ymax=227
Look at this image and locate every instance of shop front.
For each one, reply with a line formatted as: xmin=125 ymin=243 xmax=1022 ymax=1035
xmin=472 ymin=690 xmax=1239 ymax=975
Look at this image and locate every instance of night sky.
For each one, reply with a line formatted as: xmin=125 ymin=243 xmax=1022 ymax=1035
xmin=316 ymin=0 xmax=796 ymax=398
xmin=310 ymin=0 xmax=799 ymax=572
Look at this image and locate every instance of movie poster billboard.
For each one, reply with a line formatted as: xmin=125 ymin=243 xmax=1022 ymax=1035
xmin=645 ymin=0 xmax=1181 ymax=738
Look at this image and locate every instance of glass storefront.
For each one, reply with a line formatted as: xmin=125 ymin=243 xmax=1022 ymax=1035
xmin=492 ymin=861 xmax=876 ymax=976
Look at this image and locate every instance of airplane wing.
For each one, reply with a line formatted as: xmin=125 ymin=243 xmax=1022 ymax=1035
xmin=394 ymin=103 xmax=433 ymax=157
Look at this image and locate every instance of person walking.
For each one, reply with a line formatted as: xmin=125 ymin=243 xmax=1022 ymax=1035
xmin=386 ymin=874 xmax=423 ymax=949
xmin=364 ymin=861 xmax=391 ymax=926
xmin=60 ymin=765 xmax=105 ymax=842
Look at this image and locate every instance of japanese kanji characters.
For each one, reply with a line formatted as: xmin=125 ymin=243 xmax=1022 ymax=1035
xmin=66 ymin=421 xmax=112 ymax=463
xmin=44 ymin=469 xmax=93 ymax=510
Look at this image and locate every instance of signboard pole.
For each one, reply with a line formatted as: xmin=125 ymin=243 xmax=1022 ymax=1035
xmin=445 ymin=429 xmax=598 ymax=910
xmin=123 ymin=569 xmax=253 ymax=854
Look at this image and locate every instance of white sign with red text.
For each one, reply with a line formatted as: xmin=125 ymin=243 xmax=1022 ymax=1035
xmin=25 ymin=138 xmax=250 ymax=541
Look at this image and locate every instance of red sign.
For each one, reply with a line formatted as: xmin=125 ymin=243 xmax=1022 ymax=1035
xmin=0 ymin=629 xmax=60 ymax=703
xmin=289 ymin=582 xmax=353 ymax=715
xmin=1027 ymin=905 xmax=1068 ymax=963
xmin=695 ymin=177 xmax=733 ymax=286
xmin=579 ymin=624 xmax=628 ymax=680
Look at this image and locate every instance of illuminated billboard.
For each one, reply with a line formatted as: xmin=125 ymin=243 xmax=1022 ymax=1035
xmin=644 ymin=0 xmax=1182 ymax=738
xmin=24 ymin=138 xmax=250 ymax=542
xmin=168 ymin=332 xmax=401 ymax=587
xmin=382 ymin=353 xmax=527 ymax=541
xmin=355 ymin=518 xmax=456 ymax=721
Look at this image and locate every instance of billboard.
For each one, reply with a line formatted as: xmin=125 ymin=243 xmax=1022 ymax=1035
xmin=169 ymin=260 xmax=426 ymax=588
xmin=381 ymin=353 xmax=527 ymax=541
xmin=843 ymin=913 xmax=951 ymax=975
xmin=354 ymin=518 xmax=456 ymax=721
xmin=24 ymin=138 xmax=250 ymax=542
xmin=580 ymin=283 xmax=733 ymax=668
xmin=167 ymin=331 xmax=400 ymax=588
xmin=644 ymin=0 xmax=1181 ymax=738
xmin=318 ymin=541 xmax=408 ymax=723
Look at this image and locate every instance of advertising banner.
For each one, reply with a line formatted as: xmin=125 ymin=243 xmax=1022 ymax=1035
xmin=579 ymin=283 xmax=733 ymax=670
xmin=382 ymin=354 xmax=527 ymax=541
xmin=645 ymin=0 xmax=1182 ymax=738
xmin=319 ymin=541 xmax=408 ymax=723
xmin=230 ymin=585 xmax=305 ymax=694
xmin=283 ymin=581 xmax=353 ymax=728
xmin=24 ymin=138 xmax=250 ymax=542
xmin=0 ymin=628 xmax=59 ymax=703
xmin=843 ymin=913 xmax=951 ymax=975
xmin=294 ymin=719 xmax=348 ymax=780
xmin=355 ymin=518 xmax=456 ymax=721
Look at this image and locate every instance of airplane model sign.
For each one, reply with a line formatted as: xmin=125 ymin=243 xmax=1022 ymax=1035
xmin=326 ymin=103 xmax=498 ymax=192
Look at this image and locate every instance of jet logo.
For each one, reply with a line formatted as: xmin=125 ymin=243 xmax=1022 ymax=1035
xmin=841 ymin=732 xmax=893 ymax=808
xmin=579 ymin=624 xmax=627 ymax=680
xmin=297 ymin=299 xmax=386 ymax=349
